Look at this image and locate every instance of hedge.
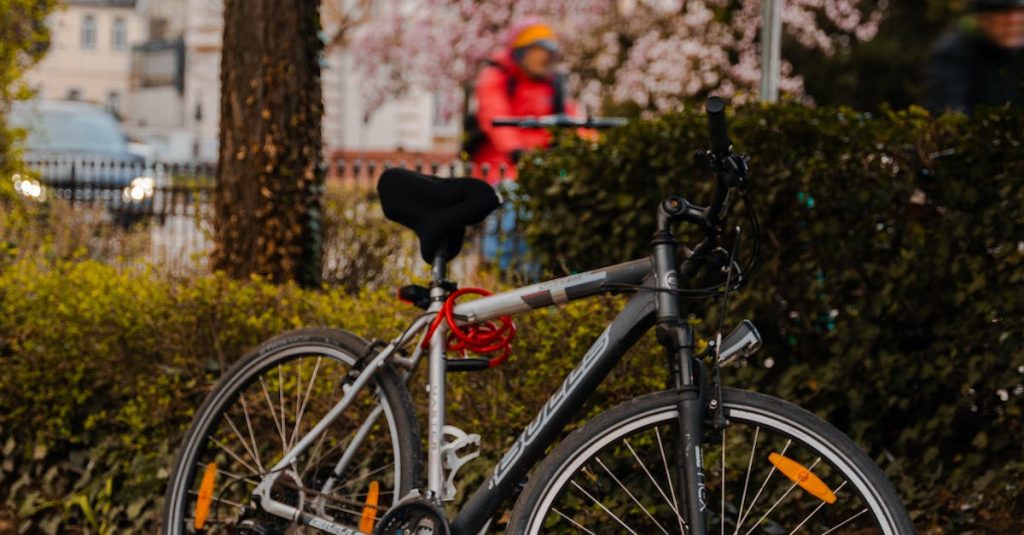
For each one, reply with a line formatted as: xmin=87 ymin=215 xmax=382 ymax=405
xmin=518 ymin=104 xmax=1024 ymax=531
xmin=0 ymin=258 xmax=666 ymax=533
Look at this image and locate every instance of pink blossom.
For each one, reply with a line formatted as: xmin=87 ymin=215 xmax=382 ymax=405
xmin=353 ymin=0 xmax=885 ymax=115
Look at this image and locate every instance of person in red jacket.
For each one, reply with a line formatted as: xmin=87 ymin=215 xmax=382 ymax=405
xmin=470 ymin=20 xmax=580 ymax=183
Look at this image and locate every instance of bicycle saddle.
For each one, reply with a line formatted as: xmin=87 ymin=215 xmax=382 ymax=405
xmin=378 ymin=168 xmax=500 ymax=263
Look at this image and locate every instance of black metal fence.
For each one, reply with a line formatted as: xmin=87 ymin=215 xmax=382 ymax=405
xmin=329 ymin=157 xmax=515 ymax=188
xmin=17 ymin=156 xmax=526 ymax=275
xmin=21 ymin=158 xmax=215 ymax=210
xmin=17 ymin=158 xmax=216 ymax=269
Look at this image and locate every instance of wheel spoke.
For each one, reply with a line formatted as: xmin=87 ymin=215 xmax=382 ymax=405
xmin=744 ymin=457 xmax=821 ymax=535
xmin=819 ymin=507 xmax=869 ymax=535
xmin=553 ymin=507 xmax=598 ymax=534
xmin=188 ymin=489 xmax=247 ymax=510
xmin=289 ymin=356 xmax=322 ymax=451
xmin=733 ymin=426 xmax=760 ymax=535
xmin=654 ymin=426 xmax=688 ymax=534
xmin=594 ymin=456 xmax=671 ymax=535
xmin=735 ymin=438 xmax=790 ymax=532
xmin=197 ymin=462 xmax=260 ymax=487
xmin=222 ymin=413 xmax=262 ymax=475
xmin=184 ymin=516 xmax=228 ymax=526
xmin=259 ymin=376 xmax=288 ymax=451
xmin=329 ymin=489 xmax=396 ymax=500
xmin=169 ymin=349 xmax=409 ymax=534
xmin=315 ymin=403 xmax=386 ymax=492
xmin=277 ymin=364 xmax=288 ymax=453
xmin=208 ymin=436 xmax=259 ymax=475
xmin=237 ymin=393 xmax=265 ymax=474
xmin=516 ymin=395 xmax=903 ymax=535
xmin=789 ymin=480 xmax=848 ymax=535
xmin=568 ymin=479 xmax=641 ymax=535
xmin=290 ymin=359 xmax=303 ymax=451
xmin=307 ymin=498 xmax=366 ymax=518
xmin=623 ymin=438 xmax=686 ymax=526
xmin=303 ymin=366 xmax=349 ymax=477
xmin=337 ymin=461 xmax=395 ymax=488
xmin=721 ymin=426 xmax=726 ymax=535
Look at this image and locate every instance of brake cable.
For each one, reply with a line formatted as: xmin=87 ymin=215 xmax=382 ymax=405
xmin=605 ymin=190 xmax=761 ymax=300
xmin=421 ymin=288 xmax=517 ymax=368
xmin=709 ymin=225 xmax=742 ymax=429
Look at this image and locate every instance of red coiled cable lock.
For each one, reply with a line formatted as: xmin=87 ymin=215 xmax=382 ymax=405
xmin=421 ymin=288 xmax=517 ymax=368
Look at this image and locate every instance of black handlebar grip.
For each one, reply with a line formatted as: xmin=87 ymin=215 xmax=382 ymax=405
xmin=705 ymin=96 xmax=732 ymax=155
xmin=492 ymin=118 xmax=520 ymax=127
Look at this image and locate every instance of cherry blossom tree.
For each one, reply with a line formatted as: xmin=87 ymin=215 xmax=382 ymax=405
xmin=353 ymin=0 xmax=887 ymax=115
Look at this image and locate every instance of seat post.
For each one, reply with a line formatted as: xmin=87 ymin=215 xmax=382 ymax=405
xmin=431 ymin=251 xmax=448 ymax=287
xmin=427 ymin=250 xmax=449 ymax=500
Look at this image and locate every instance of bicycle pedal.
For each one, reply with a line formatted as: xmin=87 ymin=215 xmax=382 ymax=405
xmin=440 ymin=425 xmax=481 ymax=501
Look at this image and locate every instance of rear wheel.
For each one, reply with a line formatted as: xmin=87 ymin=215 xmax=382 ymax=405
xmin=161 ymin=328 xmax=421 ymax=534
xmin=508 ymin=388 xmax=913 ymax=534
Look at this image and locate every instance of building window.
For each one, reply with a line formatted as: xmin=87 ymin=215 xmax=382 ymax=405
xmin=81 ymin=14 xmax=96 ymax=49
xmin=112 ymin=17 xmax=127 ymax=50
xmin=149 ymin=17 xmax=168 ymax=40
xmin=67 ymin=88 xmax=82 ymax=101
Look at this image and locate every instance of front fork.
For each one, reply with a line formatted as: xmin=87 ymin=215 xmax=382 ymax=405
xmin=658 ymin=322 xmax=708 ymax=535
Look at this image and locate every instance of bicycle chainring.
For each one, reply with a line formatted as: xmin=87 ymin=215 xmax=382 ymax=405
xmin=374 ymin=498 xmax=450 ymax=535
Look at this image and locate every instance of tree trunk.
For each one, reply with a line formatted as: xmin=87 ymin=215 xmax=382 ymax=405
xmin=213 ymin=0 xmax=324 ymax=286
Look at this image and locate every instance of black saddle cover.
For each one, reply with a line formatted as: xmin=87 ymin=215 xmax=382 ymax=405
xmin=377 ymin=168 xmax=500 ymax=263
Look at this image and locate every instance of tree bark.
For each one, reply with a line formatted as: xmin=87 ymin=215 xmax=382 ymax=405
xmin=213 ymin=0 xmax=324 ymax=286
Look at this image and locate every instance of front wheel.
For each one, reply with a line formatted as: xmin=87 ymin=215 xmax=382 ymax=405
xmin=508 ymin=388 xmax=914 ymax=534
xmin=161 ymin=328 xmax=421 ymax=534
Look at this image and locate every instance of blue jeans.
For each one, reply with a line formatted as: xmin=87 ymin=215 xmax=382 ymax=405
xmin=482 ymin=181 xmax=537 ymax=278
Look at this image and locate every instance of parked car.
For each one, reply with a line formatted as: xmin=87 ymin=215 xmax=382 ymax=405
xmin=8 ymin=100 xmax=158 ymax=225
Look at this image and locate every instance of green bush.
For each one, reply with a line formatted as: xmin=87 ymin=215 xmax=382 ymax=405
xmin=320 ymin=182 xmax=418 ymax=292
xmin=518 ymin=104 xmax=1024 ymax=530
xmin=0 ymin=258 xmax=665 ymax=532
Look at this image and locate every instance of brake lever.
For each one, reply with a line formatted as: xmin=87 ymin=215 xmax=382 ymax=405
xmin=694 ymin=150 xmax=750 ymax=188
xmin=722 ymin=153 xmax=750 ymax=187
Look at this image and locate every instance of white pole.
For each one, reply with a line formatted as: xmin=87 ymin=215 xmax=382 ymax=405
xmin=760 ymin=0 xmax=783 ymax=102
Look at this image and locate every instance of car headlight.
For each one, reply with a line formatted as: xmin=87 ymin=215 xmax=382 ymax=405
xmin=122 ymin=176 xmax=155 ymax=202
xmin=12 ymin=174 xmax=45 ymax=201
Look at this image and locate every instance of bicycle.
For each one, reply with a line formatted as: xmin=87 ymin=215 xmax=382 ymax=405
xmin=162 ymin=98 xmax=915 ymax=534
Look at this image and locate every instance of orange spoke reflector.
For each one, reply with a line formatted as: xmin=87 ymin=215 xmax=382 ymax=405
xmin=193 ymin=462 xmax=218 ymax=530
xmin=768 ymin=452 xmax=837 ymax=504
xmin=359 ymin=480 xmax=380 ymax=534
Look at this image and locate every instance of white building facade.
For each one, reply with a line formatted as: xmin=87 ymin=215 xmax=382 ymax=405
xmin=24 ymin=0 xmax=145 ymax=119
xmin=24 ymin=0 xmax=452 ymax=163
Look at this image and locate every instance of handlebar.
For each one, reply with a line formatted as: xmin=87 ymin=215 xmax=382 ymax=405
xmin=491 ymin=115 xmax=628 ymax=129
xmin=705 ymin=96 xmax=732 ymax=156
xmin=661 ymin=97 xmax=746 ymax=232
xmin=667 ymin=97 xmax=754 ymax=288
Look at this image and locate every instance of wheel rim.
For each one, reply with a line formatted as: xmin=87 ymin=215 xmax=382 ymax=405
xmin=524 ymin=400 xmax=900 ymax=535
xmin=165 ymin=345 xmax=405 ymax=534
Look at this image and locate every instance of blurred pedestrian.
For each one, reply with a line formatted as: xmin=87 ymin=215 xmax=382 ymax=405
xmin=924 ymin=0 xmax=1024 ymax=114
xmin=464 ymin=20 xmax=581 ymax=183
xmin=463 ymin=20 xmax=583 ymax=277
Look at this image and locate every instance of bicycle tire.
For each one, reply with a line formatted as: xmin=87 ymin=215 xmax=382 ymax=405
xmin=507 ymin=388 xmax=914 ymax=534
xmin=161 ymin=327 xmax=421 ymax=534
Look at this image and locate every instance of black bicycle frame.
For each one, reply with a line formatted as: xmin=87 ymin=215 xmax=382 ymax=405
xmin=448 ymin=241 xmax=708 ymax=534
